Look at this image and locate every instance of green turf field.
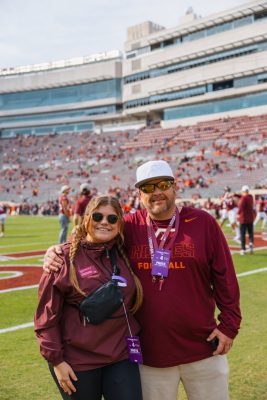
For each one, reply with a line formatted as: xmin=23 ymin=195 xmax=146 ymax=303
xmin=0 ymin=216 xmax=266 ymax=400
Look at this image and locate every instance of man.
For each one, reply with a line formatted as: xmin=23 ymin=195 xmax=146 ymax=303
xmin=254 ymin=196 xmax=267 ymax=230
xmin=220 ymin=187 xmax=240 ymax=242
xmin=203 ymin=197 xmax=215 ymax=216
xmin=45 ymin=160 xmax=241 ymax=400
xmin=219 ymin=186 xmax=230 ymax=228
xmin=237 ymin=185 xmax=254 ymax=255
xmin=58 ymin=185 xmax=71 ymax=244
xmin=73 ymin=183 xmax=92 ymax=226
xmin=0 ymin=202 xmax=7 ymax=237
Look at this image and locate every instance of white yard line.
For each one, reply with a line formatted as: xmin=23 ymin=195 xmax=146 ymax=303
xmin=0 ymin=271 xmax=23 ymax=280
xmin=231 ymin=246 xmax=267 ymax=254
xmin=0 ymin=264 xmax=41 ymax=268
xmin=0 ymin=255 xmax=44 ymax=261
xmin=0 ymin=284 xmax=38 ymax=293
xmin=0 ymin=322 xmax=34 ymax=334
xmin=237 ymin=267 xmax=267 ymax=277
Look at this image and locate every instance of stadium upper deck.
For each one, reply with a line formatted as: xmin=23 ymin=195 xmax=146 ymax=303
xmin=1 ymin=0 xmax=267 ymax=137
xmin=0 ymin=51 xmax=123 ymax=137
xmin=123 ymin=0 xmax=267 ymax=126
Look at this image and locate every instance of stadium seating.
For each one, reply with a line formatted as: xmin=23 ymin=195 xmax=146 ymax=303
xmin=1 ymin=114 xmax=266 ymax=209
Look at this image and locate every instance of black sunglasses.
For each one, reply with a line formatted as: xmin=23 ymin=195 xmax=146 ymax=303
xmin=92 ymin=212 xmax=119 ymax=224
xmin=139 ymin=180 xmax=174 ymax=194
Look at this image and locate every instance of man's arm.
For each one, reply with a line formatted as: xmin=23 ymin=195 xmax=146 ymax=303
xmin=73 ymin=213 xmax=80 ymax=226
xmin=208 ymin=217 xmax=242 ymax=352
xmin=43 ymin=245 xmax=65 ymax=272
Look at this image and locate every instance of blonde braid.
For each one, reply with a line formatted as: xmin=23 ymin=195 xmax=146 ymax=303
xmin=116 ymin=236 xmax=143 ymax=314
xmin=69 ymin=225 xmax=87 ymax=296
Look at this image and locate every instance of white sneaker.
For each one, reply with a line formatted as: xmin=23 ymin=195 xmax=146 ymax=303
xmin=240 ymin=250 xmax=245 ymax=256
xmin=0 ymin=232 xmax=4 ymax=237
xmin=249 ymin=243 xmax=254 ymax=254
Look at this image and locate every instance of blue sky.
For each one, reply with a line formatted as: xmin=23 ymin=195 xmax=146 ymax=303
xmin=0 ymin=0 xmax=247 ymax=68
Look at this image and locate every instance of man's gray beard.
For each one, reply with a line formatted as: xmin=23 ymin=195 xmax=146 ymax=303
xmin=148 ymin=199 xmax=171 ymax=217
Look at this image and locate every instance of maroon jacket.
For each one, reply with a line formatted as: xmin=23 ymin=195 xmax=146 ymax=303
xmin=34 ymin=240 xmax=140 ymax=371
xmin=238 ymin=194 xmax=254 ymax=224
xmin=74 ymin=195 xmax=91 ymax=217
xmin=123 ymin=207 xmax=241 ymax=368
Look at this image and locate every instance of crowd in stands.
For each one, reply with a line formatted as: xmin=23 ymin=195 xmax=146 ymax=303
xmin=1 ymin=114 xmax=267 ymax=212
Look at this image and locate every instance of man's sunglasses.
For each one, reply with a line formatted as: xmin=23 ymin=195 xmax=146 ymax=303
xmin=92 ymin=212 xmax=119 ymax=224
xmin=139 ymin=180 xmax=174 ymax=194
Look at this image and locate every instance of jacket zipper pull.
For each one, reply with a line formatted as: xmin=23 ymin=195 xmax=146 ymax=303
xmin=106 ymin=247 xmax=110 ymax=258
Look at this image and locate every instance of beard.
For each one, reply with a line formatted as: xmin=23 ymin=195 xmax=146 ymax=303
xmin=146 ymin=194 xmax=174 ymax=218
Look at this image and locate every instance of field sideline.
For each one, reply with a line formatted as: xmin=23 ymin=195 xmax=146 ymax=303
xmin=0 ymin=215 xmax=267 ymax=400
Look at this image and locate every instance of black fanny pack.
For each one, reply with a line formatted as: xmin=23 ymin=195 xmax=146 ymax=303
xmin=78 ymin=247 xmax=124 ymax=325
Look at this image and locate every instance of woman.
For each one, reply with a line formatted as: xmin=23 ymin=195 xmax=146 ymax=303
xmin=35 ymin=196 xmax=143 ymax=400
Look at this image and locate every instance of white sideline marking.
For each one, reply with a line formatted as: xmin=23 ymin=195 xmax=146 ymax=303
xmin=0 ymin=264 xmax=41 ymax=268
xmin=0 ymin=284 xmax=38 ymax=293
xmin=231 ymin=246 xmax=267 ymax=254
xmin=0 ymin=255 xmax=16 ymax=261
xmin=0 ymin=271 xmax=23 ymax=280
xmin=237 ymin=267 xmax=267 ymax=277
xmin=0 ymin=322 xmax=34 ymax=334
xmin=0 ymin=255 xmax=44 ymax=261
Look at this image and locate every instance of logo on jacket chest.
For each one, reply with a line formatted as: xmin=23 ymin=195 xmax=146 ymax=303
xmin=79 ymin=265 xmax=98 ymax=277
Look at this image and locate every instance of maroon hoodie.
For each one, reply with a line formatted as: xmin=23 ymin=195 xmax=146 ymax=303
xmin=238 ymin=194 xmax=254 ymax=224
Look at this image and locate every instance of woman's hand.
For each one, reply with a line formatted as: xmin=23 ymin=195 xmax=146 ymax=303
xmin=54 ymin=361 xmax=78 ymax=395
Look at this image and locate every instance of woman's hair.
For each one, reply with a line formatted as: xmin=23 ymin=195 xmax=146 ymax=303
xmin=69 ymin=195 xmax=143 ymax=313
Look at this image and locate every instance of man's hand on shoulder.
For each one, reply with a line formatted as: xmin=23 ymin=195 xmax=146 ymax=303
xmin=43 ymin=245 xmax=64 ymax=273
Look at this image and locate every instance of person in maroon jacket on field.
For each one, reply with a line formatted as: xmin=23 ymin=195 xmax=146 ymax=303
xmin=44 ymin=160 xmax=241 ymax=400
xmin=73 ymin=183 xmax=92 ymax=226
xmin=35 ymin=196 xmax=143 ymax=400
xmin=237 ymin=185 xmax=255 ymax=255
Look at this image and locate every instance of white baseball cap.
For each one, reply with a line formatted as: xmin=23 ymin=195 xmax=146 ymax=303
xmin=241 ymin=185 xmax=250 ymax=192
xmin=61 ymin=185 xmax=71 ymax=193
xmin=135 ymin=160 xmax=175 ymax=188
xmin=80 ymin=183 xmax=90 ymax=192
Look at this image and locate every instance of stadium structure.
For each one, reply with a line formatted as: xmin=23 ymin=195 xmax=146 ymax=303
xmin=0 ymin=0 xmax=267 ymax=204
xmin=0 ymin=0 xmax=267 ymax=137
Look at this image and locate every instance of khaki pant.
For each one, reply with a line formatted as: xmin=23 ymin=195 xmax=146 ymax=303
xmin=139 ymin=355 xmax=229 ymax=400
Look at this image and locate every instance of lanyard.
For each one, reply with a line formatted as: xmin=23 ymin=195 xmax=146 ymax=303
xmin=146 ymin=208 xmax=180 ymax=259
xmin=123 ymin=302 xmax=143 ymax=363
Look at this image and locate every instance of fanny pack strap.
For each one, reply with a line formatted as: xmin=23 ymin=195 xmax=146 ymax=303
xmin=71 ymin=246 xmax=119 ymax=311
xmin=110 ymin=247 xmax=133 ymax=335
xmin=109 ymin=246 xmax=120 ymax=276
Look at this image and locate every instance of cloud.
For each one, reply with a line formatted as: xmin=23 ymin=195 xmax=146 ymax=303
xmin=0 ymin=0 xmax=246 ymax=68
